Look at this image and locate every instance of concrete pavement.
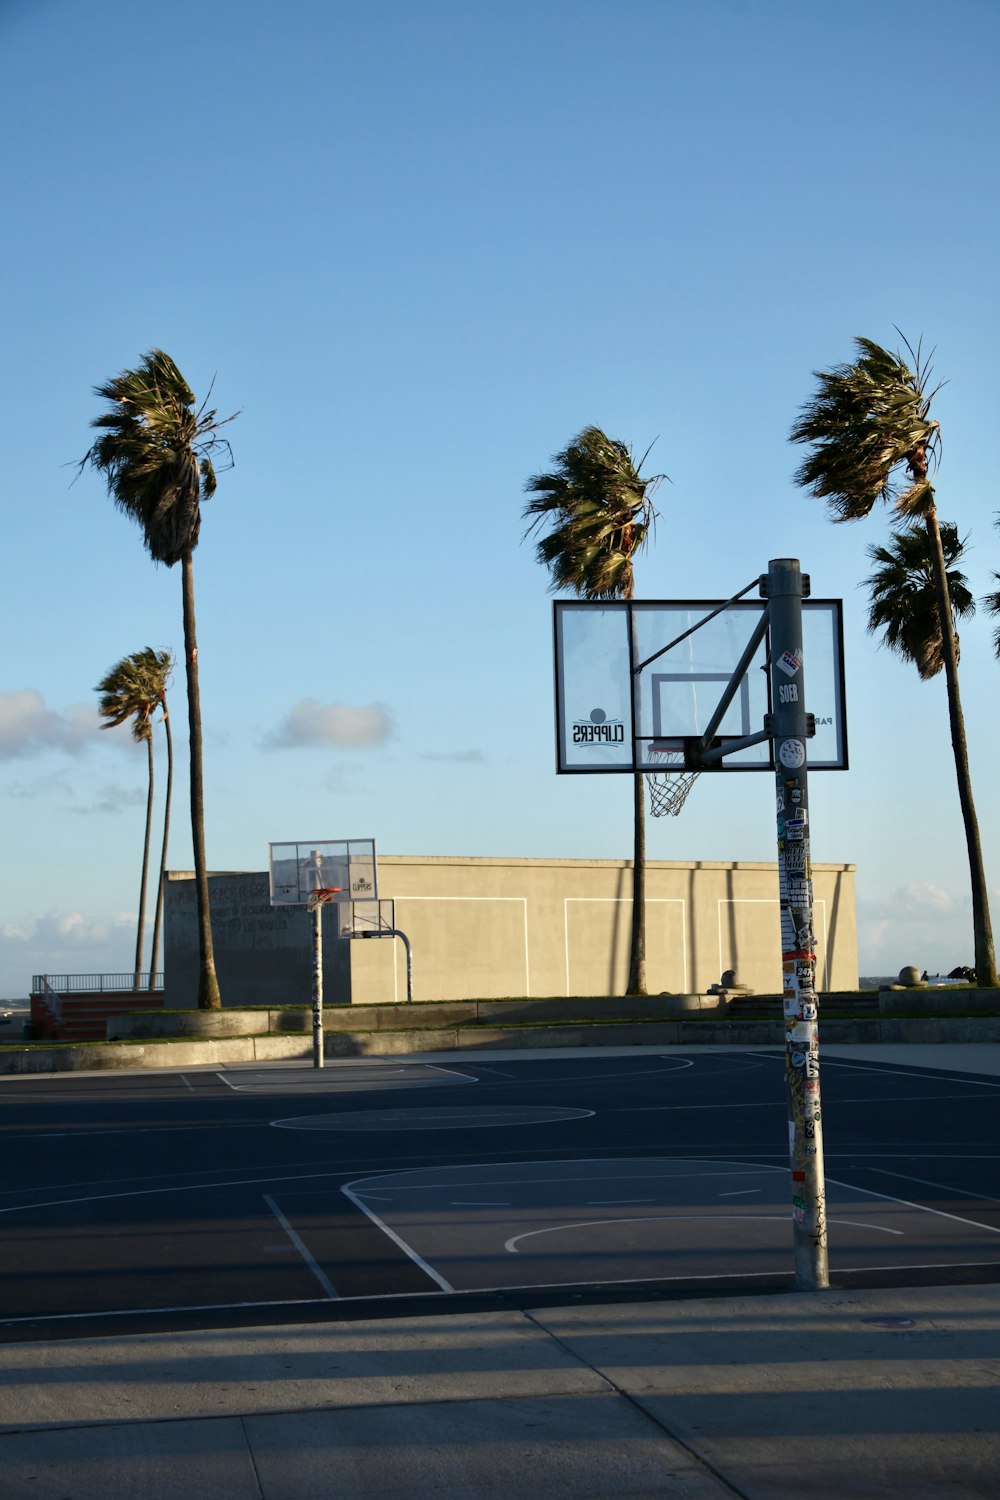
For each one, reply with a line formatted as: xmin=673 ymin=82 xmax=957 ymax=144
xmin=0 ymin=1283 xmax=998 ymax=1498
xmin=1 ymin=1043 xmax=998 ymax=1497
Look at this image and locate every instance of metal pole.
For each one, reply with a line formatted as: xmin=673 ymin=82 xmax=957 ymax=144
xmin=766 ymin=558 xmax=828 ymax=1291
xmin=311 ymin=901 xmax=324 ymax=1069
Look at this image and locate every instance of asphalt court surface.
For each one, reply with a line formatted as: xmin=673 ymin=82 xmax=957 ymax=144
xmin=1 ymin=1047 xmax=999 ymax=1340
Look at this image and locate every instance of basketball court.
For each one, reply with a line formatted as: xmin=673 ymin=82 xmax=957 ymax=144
xmin=1 ymin=1045 xmax=999 ymax=1341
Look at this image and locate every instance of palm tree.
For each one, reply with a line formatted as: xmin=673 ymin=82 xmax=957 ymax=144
xmin=143 ymin=651 xmax=174 ymax=989
xmin=96 ymin=648 xmax=174 ymax=990
xmin=792 ymin=335 xmax=997 ymax=986
xmin=864 ymin=524 xmax=974 ymax=679
xmin=984 ymin=517 xmax=1000 ymax=660
xmin=81 ymin=350 xmax=238 ymax=1009
xmin=524 ymin=425 xmax=663 ymax=994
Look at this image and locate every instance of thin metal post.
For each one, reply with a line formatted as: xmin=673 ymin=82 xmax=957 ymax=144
xmin=390 ymin=931 xmax=413 ymax=1003
xmin=767 ymin=558 xmax=828 ymax=1291
xmin=311 ymin=902 xmax=325 ymax=1069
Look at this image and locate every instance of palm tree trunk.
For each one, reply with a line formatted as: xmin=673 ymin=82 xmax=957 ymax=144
xmin=924 ymin=507 xmax=998 ymax=986
xmin=181 ymin=551 xmax=222 ymax=1009
xmin=627 ymin=770 xmax=647 ymax=993
xmin=147 ymin=704 xmax=173 ymax=989
xmin=134 ymin=734 xmax=155 ymax=990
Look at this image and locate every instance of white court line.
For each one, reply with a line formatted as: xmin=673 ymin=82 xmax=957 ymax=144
xmin=0 ymin=1167 xmax=350 ymax=1217
xmin=348 ymin=1162 xmax=786 ymax=1198
xmin=504 ymin=1214 xmax=906 ymax=1254
xmin=8 ymin=1258 xmax=1000 ymax=1329
xmin=340 ymin=1184 xmax=454 ymax=1292
xmin=760 ymin=1053 xmax=1000 ymax=1090
xmin=180 ymin=1075 xmax=195 ymax=1092
xmin=719 ymin=1189 xmax=761 ymax=1197
xmin=825 ymin=1173 xmax=1000 ymax=1238
xmin=215 ymin=1064 xmax=478 ymax=1092
xmin=607 ymin=1090 xmax=1000 ymax=1114
xmin=263 ymin=1194 xmax=338 ymax=1299
xmin=869 ymin=1167 xmax=1000 ymax=1206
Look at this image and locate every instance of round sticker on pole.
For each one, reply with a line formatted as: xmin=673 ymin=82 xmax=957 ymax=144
xmin=779 ymin=738 xmax=806 ymax=769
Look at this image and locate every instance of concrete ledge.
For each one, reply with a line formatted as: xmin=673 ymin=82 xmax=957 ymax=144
xmin=7 ymin=1011 xmax=1000 ymax=1073
xmin=878 ymin=986 xmax=999 ymax=1016
xmin=108 ymin=994 xmax=727 ymax=1042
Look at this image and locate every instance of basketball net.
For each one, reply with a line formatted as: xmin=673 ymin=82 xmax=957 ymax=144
xmin=645 ymin=747 xmax=700 ymax=818
xmin=306 ymin=887 xmax=342 ymax=911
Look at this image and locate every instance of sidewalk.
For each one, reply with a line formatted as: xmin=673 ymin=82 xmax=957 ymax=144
xmin=0 ymin=1281 xmax=997 ymax=1498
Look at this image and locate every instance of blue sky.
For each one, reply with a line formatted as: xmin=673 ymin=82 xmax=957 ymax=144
xmin=2 ymin=0 xmax=999 ymax=993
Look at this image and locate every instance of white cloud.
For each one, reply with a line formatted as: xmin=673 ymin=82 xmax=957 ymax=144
xmin=71 ymin=784 xmax=148 ymax=815
xmin=0 ymin=690 xmax=102 ymax=759
xmin=859 ymin=881 xmax=957 ymax=922
xmin=265 ymin=699 xmax=392 ymax=750
xmin=1 ymin=910 xmax=135 ymax=947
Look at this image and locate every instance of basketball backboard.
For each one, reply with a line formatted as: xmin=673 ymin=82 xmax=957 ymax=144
xmin=553 ymin=597 xmax=847 ymax=773
xmin=268 ymin=839 xmax=378 ymax=906
xmin=336 ymin=897 xmax=396 ymax=939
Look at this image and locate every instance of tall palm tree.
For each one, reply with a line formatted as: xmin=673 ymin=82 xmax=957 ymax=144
xmin=143 ymin=651 xmax=174 ymax=989
xmin=81 ymin=350 xmax=238 ymax=1009
xmin=864 ymin=524 xmax=974 ymax=679
xmin=96 ymin=648 xmax=173 ymax=990
xmin=984 ymin=517 xmax=1000 ymax=660
xmin=792 ymin=335 xmax=997 ymax=986
xmin=524 ymin=425 xmax=663 ymax=994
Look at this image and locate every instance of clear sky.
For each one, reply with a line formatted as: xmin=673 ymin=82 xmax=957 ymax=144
xmin=2 ymin=0 xmax=999 ymax=994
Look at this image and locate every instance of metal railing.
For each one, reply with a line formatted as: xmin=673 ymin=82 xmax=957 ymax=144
xmin=31 ymin=972 xmax=164 ymax=994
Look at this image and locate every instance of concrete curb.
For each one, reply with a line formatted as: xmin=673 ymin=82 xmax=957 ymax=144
xmin=5 ymin=1012 xmax=1000 ymax=1071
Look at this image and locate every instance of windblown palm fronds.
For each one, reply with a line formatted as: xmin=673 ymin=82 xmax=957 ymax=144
xmin=791 ymin=335 xmax=943 ymax=521
xmin=523 ymin=425 xmax=664 ymax=600
xmin=864 ymin=525 xmax=973 ymax=680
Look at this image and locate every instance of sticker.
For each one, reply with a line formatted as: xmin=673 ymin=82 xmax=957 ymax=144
xmin=786 ymin=817 xmax=806 ymax=840
xmin=791 ymin=1050 xmax=806 ymax=1068
xmin=784 ymin=842 xmax=808 ymax=873
xmin=776 ymin=790 xmax=786 ymax=814
xmin=800 ymin=1002 xmax=818 ymax=1021
xmin=778 ymin=649 xmax=803 ymax=677
xmin=779 ymin=738 xmax=806 ymax=769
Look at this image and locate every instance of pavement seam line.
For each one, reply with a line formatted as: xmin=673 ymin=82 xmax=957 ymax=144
xmin=518 ymin=1308 xmax=751 ymax=1500
xmin=238 ymin=1414 xmax=266 ymax=1499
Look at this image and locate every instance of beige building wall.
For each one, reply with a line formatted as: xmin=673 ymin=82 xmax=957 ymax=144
xmin=348 ymin=855 xmax=858 ymax=1003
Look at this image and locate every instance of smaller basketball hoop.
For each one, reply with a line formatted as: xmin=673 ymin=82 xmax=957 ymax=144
xmin=646 ymin=743 xmax=700 ymax=818
xmin=306 ymin=887 xmax=343 ymax=911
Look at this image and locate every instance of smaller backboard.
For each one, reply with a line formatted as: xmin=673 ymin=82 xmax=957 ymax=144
xmin=336 ymin=897 xmax=396 ymax=939
xmin=269 ymin=839 xmax=378 ymax=907
xmin=553 ymin=597 xmax=847 ymax=773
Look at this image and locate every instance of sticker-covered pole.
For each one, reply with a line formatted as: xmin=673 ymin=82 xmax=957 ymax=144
xmin=766 ymin=557 xmax=828 ymax=1291
xmin=311 ymin=901 xmax=325 ymax=1069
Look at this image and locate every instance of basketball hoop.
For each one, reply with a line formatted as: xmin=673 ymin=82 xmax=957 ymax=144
xmin=306 ymin=887 xmax=343 ymax=911
xmin=645 ymin=744 xmax=700 ymax=818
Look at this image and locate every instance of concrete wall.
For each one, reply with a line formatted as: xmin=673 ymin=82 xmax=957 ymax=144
xmin=163 ymin=872 xmax=350 ymax=1009
xmin=164 ymin=857 xmax=857 ymax=1006
xmin=349 ymin=857 xmax=857 ymax=1003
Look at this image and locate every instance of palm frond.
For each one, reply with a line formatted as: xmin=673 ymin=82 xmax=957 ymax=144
xmin=791 ymin=335 xmax=941 ymax=522
xmin=95 ymin=647 xmax=175 ymax=741
xmin=863 ymin=523 xmax=972 ymax=680
xmin=79 ymin=350 xmax=238 ymax=566
xmin=522 ymin=424 xmax=664 ymax=600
